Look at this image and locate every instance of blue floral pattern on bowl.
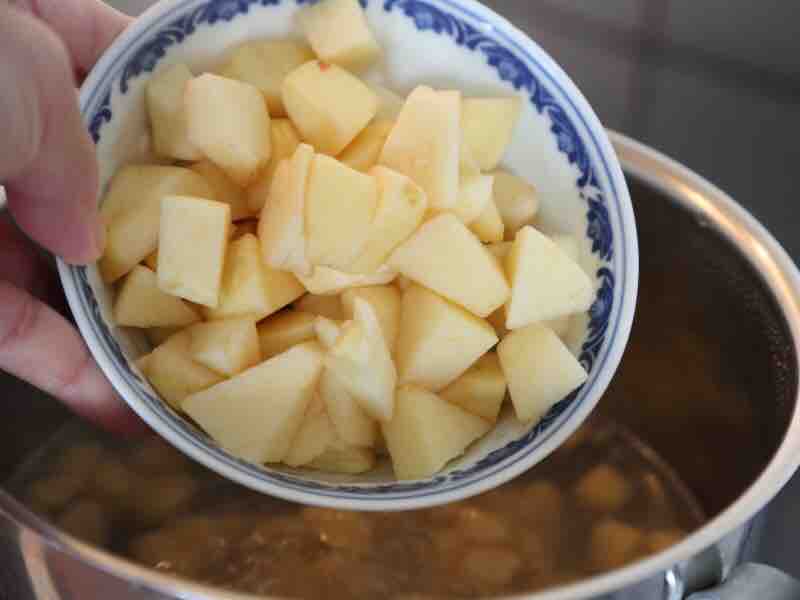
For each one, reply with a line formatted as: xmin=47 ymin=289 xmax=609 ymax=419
xmin=70 ymin=0 xmax=628 ymax=501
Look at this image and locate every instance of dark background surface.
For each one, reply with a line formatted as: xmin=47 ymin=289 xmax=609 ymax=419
xmin=106 ymin=0 xmax=800 ymax=580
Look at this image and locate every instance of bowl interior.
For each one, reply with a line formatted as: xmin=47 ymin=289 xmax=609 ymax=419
xmin=59 ymin=0 xmax=635 ymax=507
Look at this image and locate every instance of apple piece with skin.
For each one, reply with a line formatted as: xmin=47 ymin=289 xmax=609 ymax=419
xmin=185 ymin=74 xmax=271 ymax=186
xmin=299 ymin=0 xmax=381 ymax=71
xmin=469 ymin=196 xmax=505 ymax=243
xmin=257 ymin=310 xmax=317 ymax=360
xmin=99 ymin=166 xmax=213 ymax=283
xmin=505 ymin=225 xmax=594 ymax=328
xmin=190 ymin=160 xmax=252 ymax=221
xmin=146 ymin=63 xmax=201 ymax=161
xmin=157 ymin=196 xmax=230 ymax=308
xmin=348 ymin=166 xmax=427 ymax=275
xmin=461 ymin=97 xmax=522 ymax=171
xmin=491 ymin=170 xmax=539 ymax=240
xmin=395 ymin=285 xmax=498 ymax=392
xmin=382 ymin=385 xmax=491 ymax=480
xmin=188 ymin=318 xmax=261 ymax=377
xmin=258 ymin=144 xmax=314 ymax=275
xmin=388 ymin=213 xmax=509 ymax=318
xmin=338 ymin=119 xmax=394 ymax=173
xmin=217 ymin=40 xmax=314 ymax=117
xmin=182 ymin=341 xmax=325 ymax=464
xmin=295 ymin=294 xmax=344 ymax=321
xmin=282 ymin=60 xmax=378 ymax=155
xmin=341 ymin=285 xmax=400 ymax=352
xmin=295 ymin=265 xmax=397 ymax=295
xmin=247 ymin=119 xmax=302 ymax=213
xmin=379 ymin=85 xmax=461 ymax=211
xmin=114 ymin=265 xmax=200 ymax=328
xmin=440 ymin=352 xmax=506 ymax=422
xmin=497 ymin=323 xmax=587 ymax=422
xmin=305 ymin=153 xmax=378 ymax=270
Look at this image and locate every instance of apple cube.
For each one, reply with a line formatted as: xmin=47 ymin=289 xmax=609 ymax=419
xmin=114 ymin=265 xmax=199 ymax=328
xmin=469 ymin=196 xmax=504 ymax=242
xmin=218 ymin=40 xmax=314 ymax=117
xmin=258 ymin=144 xmax=314 ymax=275
xmin=284 ymin=410 xmax=336 ymax=467
xmin=295 ymin=294 xmax=344 ymax=321
xmin=451 ymin=173 xmax=493 ymax=225
xmin=308 ymin=438 xmax=376 ymax=473
xmin=319 ymin=368 xmax=377 ymax=448
xmin=282 ymin=60 xmax=377 ymax=155
xmin=143 ymin=332 xmax=224 ymax=410
xmin=440 ymin=352 xmax=506 ymax=422
xmin=388 ymin=213 xmax=509 ymax=318
xmin=205 ymin=233 xmax=304 ymax=321
xmin=313 ymin=316 xmax=343 ymax=350
xmin=185 ymin=73 xmax=271 ymax=186
xmin=395 ymin=285 xmax=497 ymax=391
xmin=188 ymin=318 xmax=261 ymax=376
xmin=348 ymin=166 xmax=427 ymax=274
xmin=461 ymin=98 xmax=522 ymax=171
xmin=247 ymin=118 xmax=301 ymax=212
xmin=505 ymin=226 xmax=594 ymax=328
xmin=182 ymin=341 xmax=324 ymax=463
xmin=338 ymin=119 xmax=394 ymax=173
xmin=379 ymin=86 xmax=461 ymax=210
xmin=295 ymin=264 xmax=397 ymax=295
xmin=305 ymin=154 xmax=378 ymax=270
xmin=190 ymin=160 xmax=252 ymax=221
xmin=145 ymin=326 xmax=181 ymax=347
xmin=341 ymin=285 xmax=400 ymax=352
xmin=497 ymin=323 xmax=587 ymax=422
xmin=492 ymin=170 xmax=539 ymax=240
xmin=257 ymin=310 xmax=317 ymax=359
xmin=99 ymin=166 xmax=213 ymax=283
xmin=299 ymin=0 xmax=381 ymax=71
xmin=146 ymin=63 xmax=201 ymax=161
xmin=382 ymin=385 xmax=491 ymax=480
xmin=370 ymin=82 xmax=404 ymax=120
xmin=325 ymin=298 xmax=396 ymax=421
xmin=157 ymin=196 xmax=230 ymax=307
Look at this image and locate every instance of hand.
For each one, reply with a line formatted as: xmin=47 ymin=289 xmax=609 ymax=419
xmin=0 ymin=0 xmax=143 ymax=433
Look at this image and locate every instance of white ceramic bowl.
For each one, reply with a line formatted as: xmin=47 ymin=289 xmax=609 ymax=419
xmin=57 ymin=0 xmax=638 ymax=510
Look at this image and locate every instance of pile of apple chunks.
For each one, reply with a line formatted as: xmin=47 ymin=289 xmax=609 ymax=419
xmin=102 ymin=0 xmax=594 ymax=481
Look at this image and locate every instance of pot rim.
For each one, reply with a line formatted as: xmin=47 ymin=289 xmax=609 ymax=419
xmin=2 ymin=131 xmax=799 ymax=600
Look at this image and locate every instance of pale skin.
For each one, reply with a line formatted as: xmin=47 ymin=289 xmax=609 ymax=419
xmin=0 ymin=0 xmax=143 ymax=433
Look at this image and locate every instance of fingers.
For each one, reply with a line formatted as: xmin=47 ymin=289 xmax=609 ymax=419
xmin=0 ymin=5 xmax=102 ymax=264
xmin=0 ymin=280 xmax=144 ymax=435
xmin=10 ymin=0 xmax=131 ymax=78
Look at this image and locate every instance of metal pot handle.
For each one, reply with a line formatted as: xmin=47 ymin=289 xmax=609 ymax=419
xmin=686 ymin=563 xmax=800 ymax=600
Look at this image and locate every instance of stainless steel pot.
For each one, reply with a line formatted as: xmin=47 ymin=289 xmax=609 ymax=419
xmin=0 ymin=132 xmax=798 ymax=600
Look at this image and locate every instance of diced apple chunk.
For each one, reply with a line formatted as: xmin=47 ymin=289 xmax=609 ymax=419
xmin=114 ymin=265 xmax=199 ymax=328
xmin=295 ymin=294 xmax=344 ymax=321
xmin=190 ymin=160 xmax=251 ymax=221
xmin=205 ymin=234 xmax=304 ymax=321
xmin=295 ymin=265 xmax=397 ymax=295
xmin=188 ymin=318 xmax=261 ymax=376
xmin=369 ymin=82 xmax=404 ymax=120
xmin=143 ymin=332 xmax=224 ymax=410
xmin=388 ymin=214 xmax=509 ymax=318
xmin=505 ymin=226 xmax=594 ymax=328
xmin=382 ymin=385 xmax=491 ymax=480
xmin=395 ymin=285 xmax=497 ymax=391
xmin=247 ymin=119 xmax=301 ymax=212
xmin=319 ymin=368 xmax=377 ymax=447
xmin=305 ymin=154 xmax=378 ymax=270
xmin=257 ymin=310 xmax=316 ymax=359
xmin=218 ymin=40 xmax=314 ymax=117
xmin=492 ymin=170 xmax=539 ymax=240
xmin=146 ymin=63 xmax=201 ymax=161
xmin=145 ymin=326 xmax=181 ymax=347
xmin=325 ymin=299 xmax=396 ymax=422
xmin=258 ymin=144 xmax=314 ymax=275
xmin=551 ymin=233 xmax=580 ymax=263
xmin=282 ymin=61 xmax=377 ymax=155
xmin=440 ymin=352 xmax=506 ymax=422
xmin=308 ymin=438 xmax=376 ymax=473
xmin=349 ymin=166 xmax=427 ymax=274
xmin=338 ymin=119 xmax=394 ymax=172
xmin=451 ymin=173 xmax=493 ymax=225
xmin=284 ymin=410 xmax=336 ymax=467
xmin=341 ymin=285 xmax=400 ymax=352
xmin=157 ymin=196 xmax=230 ymax=307
xmin=99 ymin=166 xmax=213 ymax=283
xmin=379 ymin=86 xmax=461 ymax=210
xmin=299 ymin=0 xmax=381 ymax=71
xmin=185 ymin=73 xmax=271 ymax=186
xmin=461 ymin=98 xmax=522 ymax=171
xmin=497 ymin=323 xmax=587 ymax=422
xmin=182 ymin=341 xmax=324 ymax=464
xmin=469 ymin=196 xmax=504 ymax=243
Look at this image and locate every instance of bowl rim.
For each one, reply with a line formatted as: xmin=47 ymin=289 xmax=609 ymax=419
xmin=57 ymin=0 xmax=638 ymax=510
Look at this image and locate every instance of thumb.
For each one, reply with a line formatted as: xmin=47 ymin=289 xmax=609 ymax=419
xmin=0 ymin=5 xmax=103 ymax=265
